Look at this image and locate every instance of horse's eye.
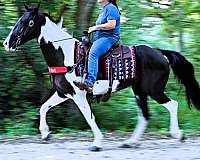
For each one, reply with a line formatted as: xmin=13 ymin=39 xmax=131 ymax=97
xmin=29 ymin=20 xmax=34 ymax=27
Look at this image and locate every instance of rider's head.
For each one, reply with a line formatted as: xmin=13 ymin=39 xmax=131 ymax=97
xmin=109 ymin=0 xmax=120 ymax=11
xmin=97 ymin=0 xmax=120 ymax=13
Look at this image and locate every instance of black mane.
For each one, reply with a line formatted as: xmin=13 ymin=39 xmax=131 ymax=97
xmin=42 ymin=13 xmax=60 ymax=24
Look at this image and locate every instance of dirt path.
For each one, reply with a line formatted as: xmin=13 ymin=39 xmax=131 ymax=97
xmin=0 ymin=136 xmax=199 ymax=160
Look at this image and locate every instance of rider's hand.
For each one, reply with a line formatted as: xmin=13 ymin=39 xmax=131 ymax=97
xmin=88 ymin=26 xmax=98 ymax=33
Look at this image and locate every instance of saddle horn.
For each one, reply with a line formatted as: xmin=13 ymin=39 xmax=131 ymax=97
xmin=83 ymin=31 xmax=88 ymax=36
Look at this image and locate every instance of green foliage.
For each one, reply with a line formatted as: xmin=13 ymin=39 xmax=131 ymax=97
xmin=0 ymin=0 xmax=200 ymax=137
xmin=2 ymin=107 xmax=38 ymax=136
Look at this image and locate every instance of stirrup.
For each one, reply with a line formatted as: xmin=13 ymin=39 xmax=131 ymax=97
xmin=101 ymin=87 xmax=112 ymax=102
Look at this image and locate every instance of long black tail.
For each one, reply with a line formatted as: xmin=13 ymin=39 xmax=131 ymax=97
xmin=159 ymin=49 xmax=200 ymax=111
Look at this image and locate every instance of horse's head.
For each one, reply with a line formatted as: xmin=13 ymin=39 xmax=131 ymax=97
xmin=3 ymin=3 xmax=45 ymax=52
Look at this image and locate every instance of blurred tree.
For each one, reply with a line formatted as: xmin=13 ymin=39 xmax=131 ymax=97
xmin=75 ymin=0 xmax=97 ymax=32
xmin=0 ymin=0 xmax=200 ymax=135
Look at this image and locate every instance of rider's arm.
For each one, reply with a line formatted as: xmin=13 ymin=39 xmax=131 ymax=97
xmin=96 ymin=20 xmax=116 ymax=30
xmin=88 ymin=20 xmax=116 ymax=33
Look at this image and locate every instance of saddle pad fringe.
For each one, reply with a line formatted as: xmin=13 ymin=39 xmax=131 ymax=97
xmin=105 ymin=46 xmax=136 ymax=80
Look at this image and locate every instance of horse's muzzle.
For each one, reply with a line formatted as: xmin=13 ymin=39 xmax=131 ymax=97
xmin=3 ymin=39 xmax=16 ymax=52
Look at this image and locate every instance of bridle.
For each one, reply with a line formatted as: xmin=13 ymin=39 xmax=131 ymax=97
xmin=11 ymin=15 xmax=37 ymax=51
xmin=10 ymin=14 xmax=94 ymax=52
xmin=9 ymin=15 xmax=93 ymax=76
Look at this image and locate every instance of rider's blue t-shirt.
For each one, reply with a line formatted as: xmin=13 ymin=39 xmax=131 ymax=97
xmin=95 ymin=3 xmax=120 ymax=40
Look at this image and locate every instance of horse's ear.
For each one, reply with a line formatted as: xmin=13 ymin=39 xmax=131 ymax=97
xmin=34 ymin=2 xmax=41 ymax=12
xmin=36 ymin=2 xmax=41 ymax=10
xmin=56 ymin=16 xmax=64 ymax=28
xmin=24 ymin=3 xmax=30 ymax=11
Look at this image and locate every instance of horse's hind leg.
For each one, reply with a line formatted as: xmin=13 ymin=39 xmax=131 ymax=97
xmin=39 ymin=91 xmax=69 ymax=140
xmin=121 ymin=86 xmax=149 ymax=147
xmin=151 ymin=93 xmax=183 ymax=140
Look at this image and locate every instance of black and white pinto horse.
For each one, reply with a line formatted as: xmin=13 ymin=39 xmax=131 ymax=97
xmin=3 ymin=4 xmax=200 ymax=151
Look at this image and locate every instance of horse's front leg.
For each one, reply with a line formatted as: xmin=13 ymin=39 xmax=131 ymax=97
xmin=39 ymin=91 xmax=69 ymax=140
xmin=72 ymin=91 xmax=103 ymax=151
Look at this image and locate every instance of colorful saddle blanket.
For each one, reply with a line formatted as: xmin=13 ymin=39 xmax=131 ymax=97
xmin=101 ymin=45 xmax=136 ymax=80
xmin=74 ymin=43 xmax=137 ymax=81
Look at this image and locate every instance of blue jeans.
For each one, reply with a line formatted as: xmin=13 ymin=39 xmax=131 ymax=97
xmin=87 ymin=36 xmax=119 ymax=84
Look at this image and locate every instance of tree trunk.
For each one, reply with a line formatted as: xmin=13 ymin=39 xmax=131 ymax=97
xmin=75 ymin=0 xmax=97 ymax=34
xmin=177 ymin=9 xmax=184 ymax=52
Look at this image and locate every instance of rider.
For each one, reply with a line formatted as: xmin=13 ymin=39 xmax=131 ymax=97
xmin=79 ymin=0 xmax=121 ymax=91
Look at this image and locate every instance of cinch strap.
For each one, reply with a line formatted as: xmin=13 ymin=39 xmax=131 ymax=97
xmin=48 ymin=67 xmax=68 ymax=74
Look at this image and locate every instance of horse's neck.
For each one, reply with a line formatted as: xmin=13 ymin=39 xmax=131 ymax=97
xmin=38 ymin=17 xmax=77 ymax=66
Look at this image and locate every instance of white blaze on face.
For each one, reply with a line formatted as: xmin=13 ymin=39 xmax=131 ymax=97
xmin=3 ymin=17 xmax=22 ymax=52
xmin=3 ymin=29 xmax=13 ymax=52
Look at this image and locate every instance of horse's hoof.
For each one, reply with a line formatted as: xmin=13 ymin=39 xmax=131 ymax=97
xmin=119 ymin=141 xmax=140 ymax=148
xmin=88 ymin=146 xmax=102 ymax=152
xmin=171 ymin=130 xmax=184 ymax=141
xmin=180 ymin=134 xmax=186 ymax=142
xmin=41 ymin=132 xmax=52 ymax=141
xmin=120 ymin=143 xmax=132 ymax=148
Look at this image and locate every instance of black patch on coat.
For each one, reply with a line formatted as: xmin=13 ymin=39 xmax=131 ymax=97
xmin=40 ymin=37 xmax=75 ymax=97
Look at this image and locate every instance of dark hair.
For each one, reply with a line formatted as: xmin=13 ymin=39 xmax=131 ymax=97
xmin=109 ymin=0 xmax=120 ymax=14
